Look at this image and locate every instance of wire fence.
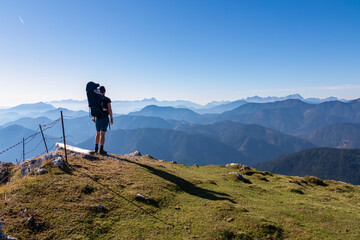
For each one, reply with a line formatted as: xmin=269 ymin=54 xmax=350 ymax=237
xmin=0 ymin=112 xmax=69 ymax=163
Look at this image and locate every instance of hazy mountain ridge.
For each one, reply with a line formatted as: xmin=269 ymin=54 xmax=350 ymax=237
xmin=254 ymin=148 xmax=360 ymax=185
xmin=43 ymin=94 xmax=349 ymax=114
xmin=0 ymin=103 xmax=88 ymax=125
xmin=48 ymin=98 xmax=203 ymax=114
xmin=77 ymin=128 xmax=250 ymax=166
xmin=305 ymin=122 xmax=360 ymax=148
xmin=177 ymin=121 xmax=315 ymax=164
xmin=219 ymin=99 xmax=360 ymax=135
xmin=129 ymin=105 xmax=205 ymax=122
xmin=1 ymin=97 xmax=359 ymax=172
xmin=2 ymin=115 xmax=317 ymax=165
xmin=0 ymin=102 xmax=55 ymax=114
xmin=0 ymin=125 xmax=59 ymax=163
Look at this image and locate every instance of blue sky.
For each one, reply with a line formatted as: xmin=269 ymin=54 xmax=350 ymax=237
xmin=0 ymin=0 xmax=359 ymax=106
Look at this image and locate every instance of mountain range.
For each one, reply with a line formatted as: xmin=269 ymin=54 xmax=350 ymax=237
xmin=1 ymin=97 xmax=359 ymax=183
xmin=178 ymin=121 xmax=315 ymax=163
xmin=77 ymin=128 xmax=249 ymax=166
xmin=77 ymin=120 xmax=315 ymax=166
xmin=218 ymin=99 xmax=360 ymax=135
xmin=0 ymin=102 xmax=88 ymax=125
xmin=46 ymin=94 xmax=349 ymax=114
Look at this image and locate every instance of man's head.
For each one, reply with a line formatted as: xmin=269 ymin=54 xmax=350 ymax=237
xmin=99 ymin=86 xmax=106 ymax=95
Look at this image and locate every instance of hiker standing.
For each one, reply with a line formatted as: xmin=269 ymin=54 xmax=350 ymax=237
xmin=93 ymin=86 xmax=113 ymax=154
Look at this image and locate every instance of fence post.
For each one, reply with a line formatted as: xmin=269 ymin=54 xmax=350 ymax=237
xmin=23 ymin=138 xmax=25 ymax=162
xmin=60 ymin=111 xmax=68 ymax=164
xmin=39 ymin=124 xmax=48 ymax=154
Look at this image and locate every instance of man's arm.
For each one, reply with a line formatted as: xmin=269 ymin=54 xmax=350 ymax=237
xmin=108 ymin=102 xmax=113 ymax=125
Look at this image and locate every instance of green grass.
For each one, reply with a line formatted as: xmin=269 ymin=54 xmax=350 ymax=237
xmin=0 ymin=151 xmax=360 ymax=239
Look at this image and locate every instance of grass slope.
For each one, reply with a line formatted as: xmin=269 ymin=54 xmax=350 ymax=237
xmin=0 ymin=151 xmax=359 ymax=239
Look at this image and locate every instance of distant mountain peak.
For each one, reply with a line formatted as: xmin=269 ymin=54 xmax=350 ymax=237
xmin=141 ymin=97 xmax=157 ymax=102
xmin=286 ymin=94 xmax=304 ymax=99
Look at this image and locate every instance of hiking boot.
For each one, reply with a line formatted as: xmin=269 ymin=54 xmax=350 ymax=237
xmin=99 ymin=149 xmax=108 ymax=155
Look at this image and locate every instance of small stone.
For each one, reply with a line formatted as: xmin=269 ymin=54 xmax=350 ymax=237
xmin=171 ymin=161 xmax=177 ymax=164
xmin=187 ymin=230 xmax=191 ymax=234
xmin=228 ymin=172 xmax=252 ymax=184
xmin=145 ymin=154 xmax=156 ymax=159
xmin=7 ymin=236 xmax=18 ymax=240
xmin=35 ymin=168 xmax=47 ymax=175
xmin=125 ymin=151 xmax=142 ymax=157
xmin=193 ymin=164 xmax=199 ymax=167
xmin=136 ymin=193 xmax=151 ymax=200
xmin=226 ymin=163 xmax=242 ymax=167
xmin=226 ymin=217 xmax=233 ymax=222
xmin=27 ymin=217 xmax=35 ymax=224
xmin=226 ymin=163 xmax=250 ymax=171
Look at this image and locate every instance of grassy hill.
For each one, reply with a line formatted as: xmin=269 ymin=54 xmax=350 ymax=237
xmin=0 ymin=150 xmax=359 ymax=239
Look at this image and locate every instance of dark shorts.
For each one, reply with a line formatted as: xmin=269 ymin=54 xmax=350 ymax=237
xmin=96 ymin=116 xmax=109 ymax=132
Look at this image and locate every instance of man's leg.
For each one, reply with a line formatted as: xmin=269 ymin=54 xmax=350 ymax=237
xmin=99 ymin=131 xmax=107 ymax=154
xmin=100 ymin=131 xmax=106 ymax=146
xmin=95 ymin=131 xmax=100 ymax=152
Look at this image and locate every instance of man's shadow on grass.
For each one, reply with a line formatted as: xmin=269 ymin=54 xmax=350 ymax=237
xmin=122 ymin=158 xmax=236 ymax=203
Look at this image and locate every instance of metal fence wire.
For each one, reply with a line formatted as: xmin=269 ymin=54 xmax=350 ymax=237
xmin=0 ymin=112 xmax=68 ymax=163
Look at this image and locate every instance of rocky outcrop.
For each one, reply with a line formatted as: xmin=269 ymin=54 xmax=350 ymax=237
xmin=228 ymin=172 xmax=252 ymax=184
xmin=0 ymin=163 xmax=14 ymax=185
xmin=20 ymin=152 xmax=64 ymax=177
xmin=226 ymin=163 xmax=250 ymax=171
xmin=125 ymin=151 xmax=142 ymax=157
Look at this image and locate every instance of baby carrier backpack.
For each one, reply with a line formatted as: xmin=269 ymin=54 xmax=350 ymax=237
xmin=86 ymin=81 xmax=104 ymax=118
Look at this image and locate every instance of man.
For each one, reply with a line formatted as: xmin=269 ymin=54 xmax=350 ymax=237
xmin=93 ymin=86 xmax=113 ymax=154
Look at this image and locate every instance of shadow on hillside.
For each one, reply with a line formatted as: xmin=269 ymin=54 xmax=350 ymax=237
xmin=77 ymin=168 xmax=174 ymax=227
xmin=122 ymin=158 xmax=236 ymax=203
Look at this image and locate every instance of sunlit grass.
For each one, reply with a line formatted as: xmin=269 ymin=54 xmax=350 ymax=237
xmin=0 ymin=151 xmax=359 ymax=239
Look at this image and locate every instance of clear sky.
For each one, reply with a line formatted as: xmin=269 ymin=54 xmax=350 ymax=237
xmin=1 ymin=0 xmax=359 ymax=106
